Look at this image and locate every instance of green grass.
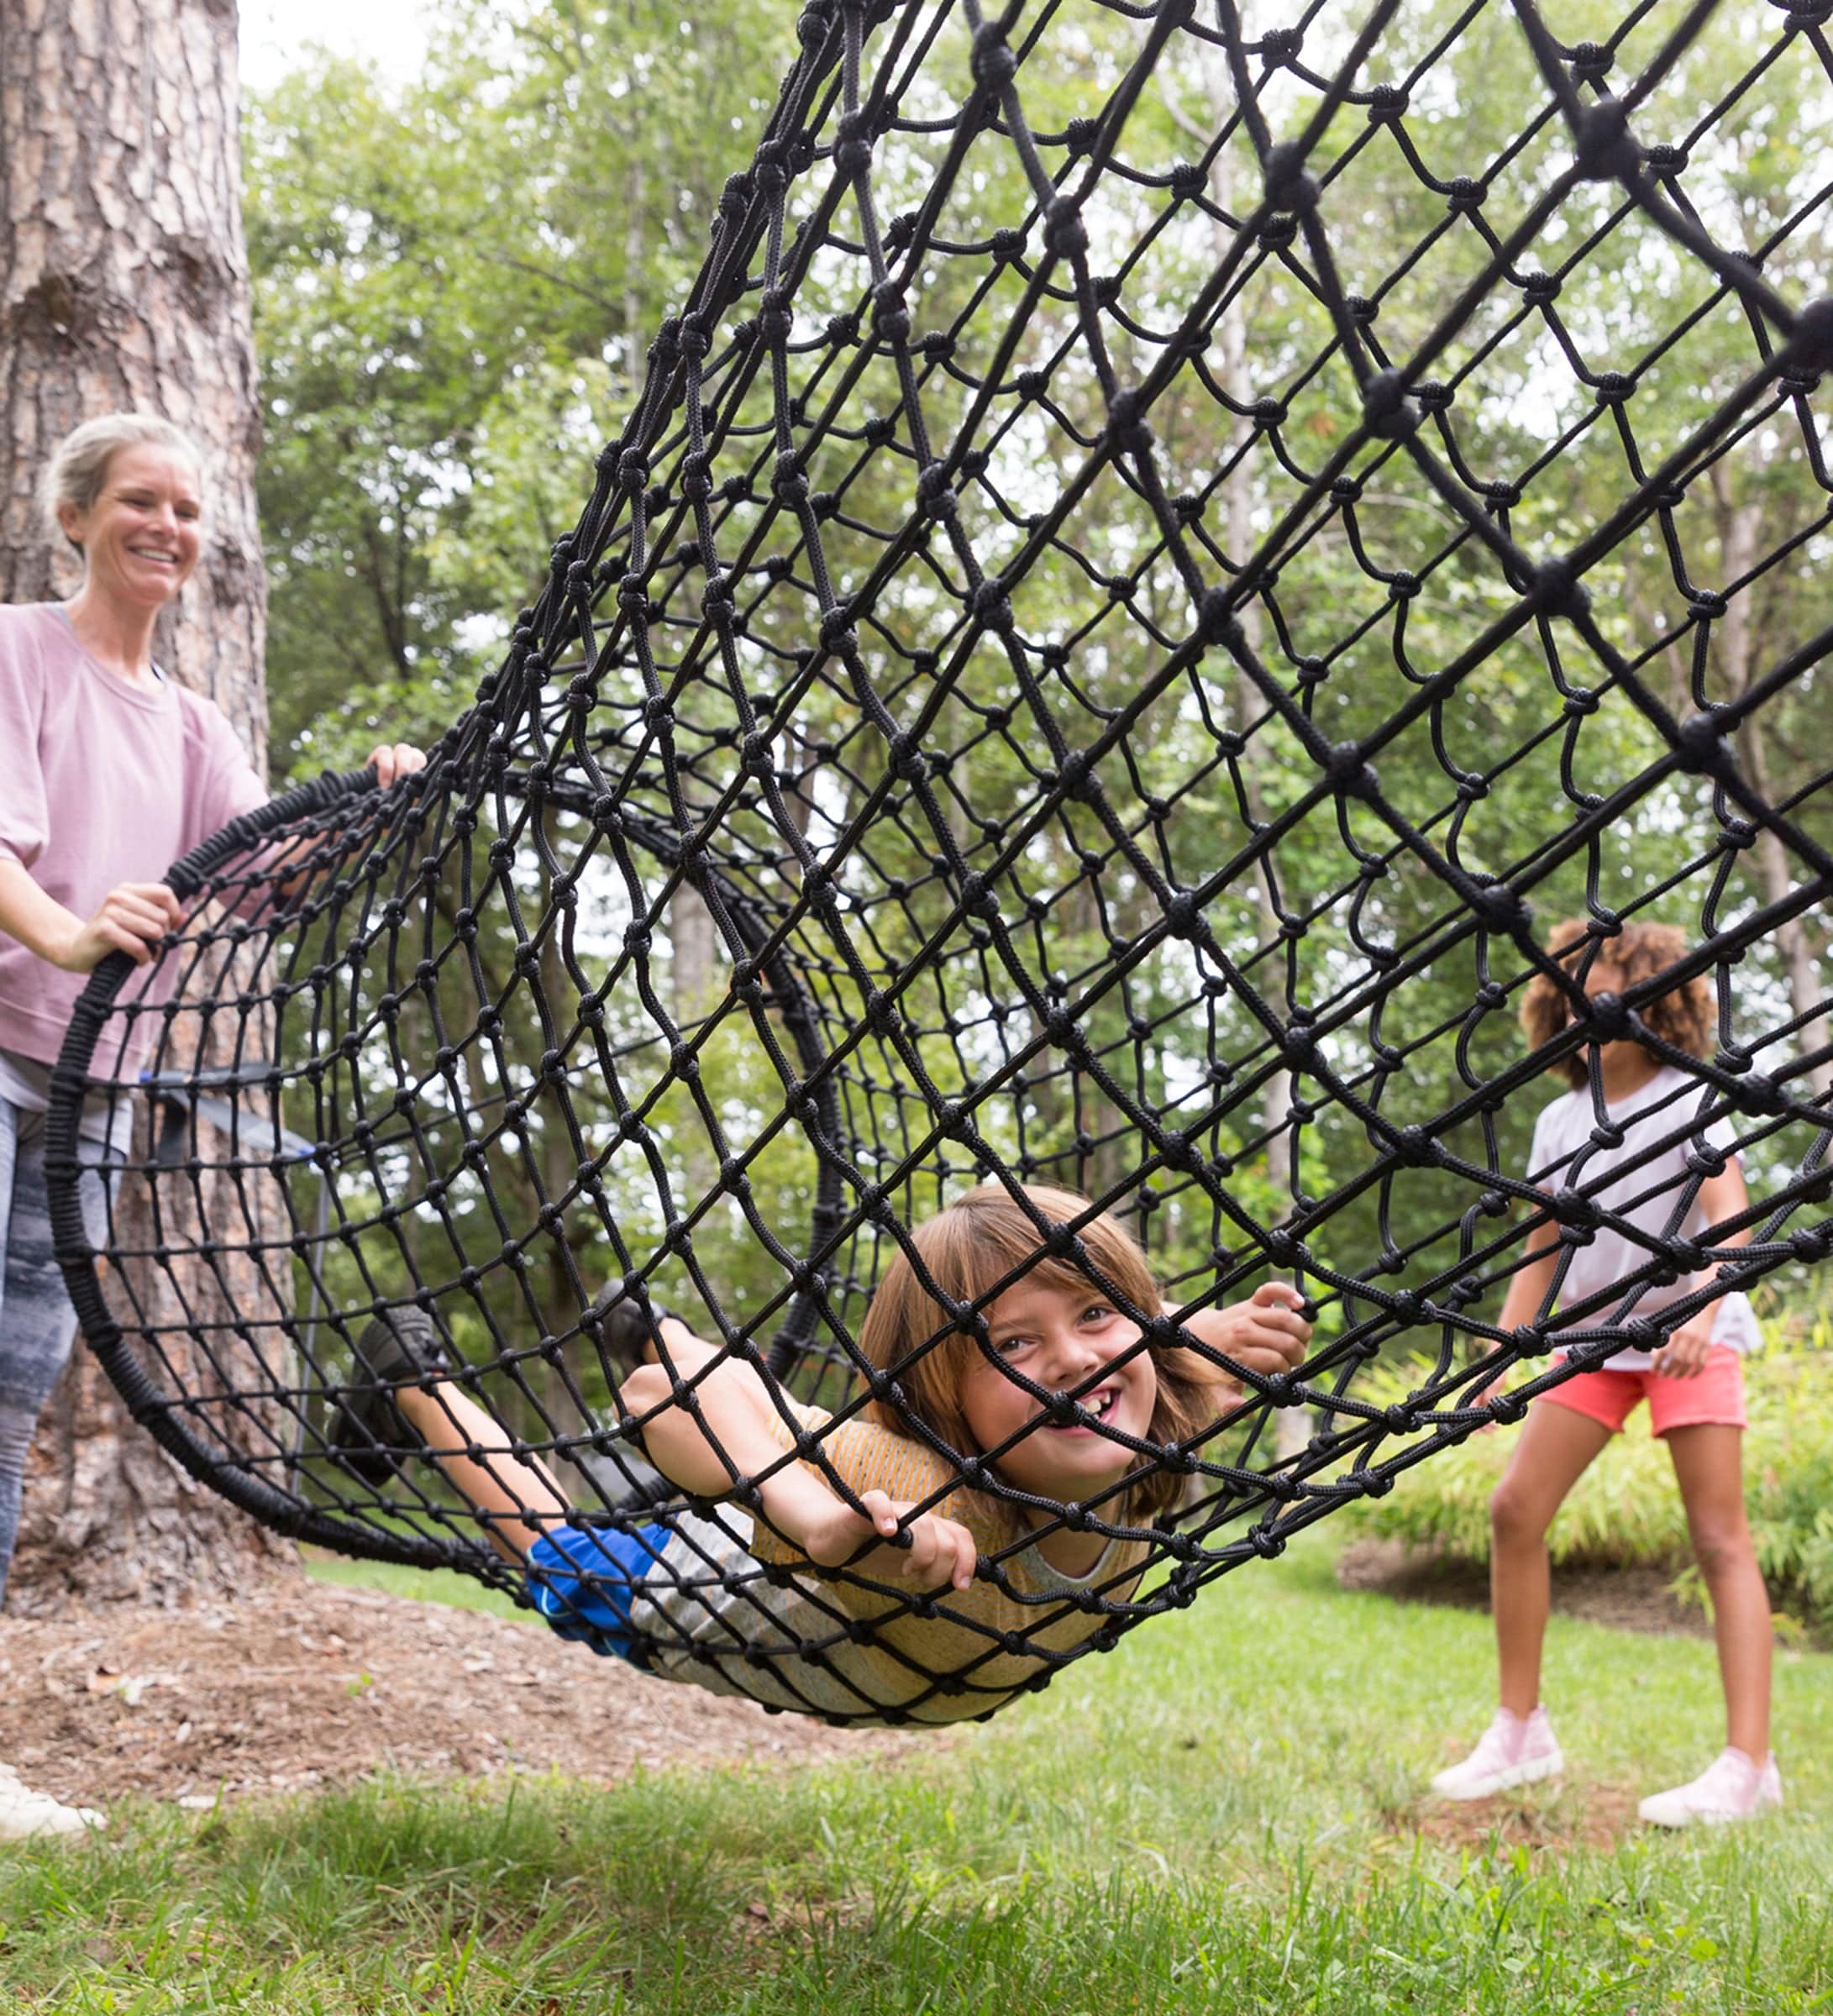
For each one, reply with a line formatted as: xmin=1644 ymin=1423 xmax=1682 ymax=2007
xmin=7 ymin=1536 xmax=1831 ymax=2013
xmin=300 ymin=1546 xmax=526 ymax=1620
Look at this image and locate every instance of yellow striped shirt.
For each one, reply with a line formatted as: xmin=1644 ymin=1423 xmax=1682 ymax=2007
xmin=712 ymin=1398 xmax=1150 ymax=1722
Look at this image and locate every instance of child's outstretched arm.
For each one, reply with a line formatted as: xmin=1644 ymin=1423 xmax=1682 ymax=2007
xmin=1469 ymin=1215 xmax=1563 ymax=1412
xmin=623 ymin=1325 xmax=978 ymax=1593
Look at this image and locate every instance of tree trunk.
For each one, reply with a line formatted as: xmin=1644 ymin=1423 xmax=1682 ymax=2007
xmin=3 ymin=0 xmax=291 ymax=1609
xmin=1709 ymin=465 xmax=1830 ymax=1103
xmin=1184 ymin=44 xmax=1309 ymax=1458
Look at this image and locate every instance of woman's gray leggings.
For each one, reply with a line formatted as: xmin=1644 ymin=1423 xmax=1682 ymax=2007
xmin=0 ymin=1098 xmax=113 ymax=1603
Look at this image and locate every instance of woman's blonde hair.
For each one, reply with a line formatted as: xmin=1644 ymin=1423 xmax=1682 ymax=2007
xmin=41 ymin=414 xmax=202 ymax=547
xmin=856 ymin=1182 xmax=1211 ymax=1520
xmin=1520 ymin=917 xmax=1715 ymax=1087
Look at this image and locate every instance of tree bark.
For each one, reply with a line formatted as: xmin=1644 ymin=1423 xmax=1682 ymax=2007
xmin=3 ymin=0 xmax=291 ymax=1609
xmin=1183 ymin=44 xmax=1308 ymax=1457
xmin=1709 ymin=465 xmax=1830 ymax=1103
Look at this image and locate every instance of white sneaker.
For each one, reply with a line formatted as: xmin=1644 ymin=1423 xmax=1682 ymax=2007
xmin=0 ymin=1763 xmax=106 ymax=1843
xmin=1430 ymin=1708 xmax=1564 ymax=1800
xmin=1638 ymin=1747 xmax=1783 ymax=1828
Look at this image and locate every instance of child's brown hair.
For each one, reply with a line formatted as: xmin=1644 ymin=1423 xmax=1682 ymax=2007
xmin=1520 ymin=918 xmax=1715 ymax=1087
xmin=856 ymin=1182 xmax=1211 ymax=1520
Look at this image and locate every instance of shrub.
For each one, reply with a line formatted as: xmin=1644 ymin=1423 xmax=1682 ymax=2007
xmin=1342 ymin=1349 xmax=1833 ymax=1633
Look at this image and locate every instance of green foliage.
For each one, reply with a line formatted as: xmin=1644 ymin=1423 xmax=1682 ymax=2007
xmin=1347 ymin=1348 xmax=1833 ymax=1632
xmin=244 ymin=2 xmax=1833 ymax=1457
xmin=247 ymin=2 xmax=801 ymax=774
xmin=5 ymin=1539 xmax=1833 ymax=2010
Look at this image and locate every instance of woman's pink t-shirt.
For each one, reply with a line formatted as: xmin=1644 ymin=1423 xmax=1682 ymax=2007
xmin=0 ymin=602 xmax=267 ymax=1074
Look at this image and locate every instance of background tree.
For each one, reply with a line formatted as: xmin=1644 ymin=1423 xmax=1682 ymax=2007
xmin=245 ymin=0 xmax=1831 ymax=1383
xmin=1 ymin=0 xmax=289 ymax=1607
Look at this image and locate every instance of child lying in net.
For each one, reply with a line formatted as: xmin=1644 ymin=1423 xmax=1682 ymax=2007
xmin=345 ymin=1182 xmax=1310 ymax=1724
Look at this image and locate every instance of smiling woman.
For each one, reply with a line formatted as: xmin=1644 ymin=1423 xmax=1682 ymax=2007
xmin=0 ymin=412 xmax=426 ymax=1841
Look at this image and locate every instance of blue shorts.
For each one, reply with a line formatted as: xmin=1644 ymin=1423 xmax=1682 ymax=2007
xmin=525 ymin=1521 xmax=670 ymax=1663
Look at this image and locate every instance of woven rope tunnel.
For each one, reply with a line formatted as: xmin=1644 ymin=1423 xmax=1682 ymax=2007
xmin=47 ymin=0 xmax=1833 ymax=1725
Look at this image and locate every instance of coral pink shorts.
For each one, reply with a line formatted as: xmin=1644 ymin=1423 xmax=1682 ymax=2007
xmin=1540 ymin=1343 xmax=1747 ymax=1437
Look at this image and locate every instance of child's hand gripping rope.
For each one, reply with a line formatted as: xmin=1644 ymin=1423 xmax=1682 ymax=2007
xmin=801 ymin=1488 xmax=979 ymax=1592
xmin=1170 ymin=1281 xmax=1313 ymax=1392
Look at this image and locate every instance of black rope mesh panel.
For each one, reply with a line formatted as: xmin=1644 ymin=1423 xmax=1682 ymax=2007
xmin=48 ymin=0 xmax=1833 ymax=1726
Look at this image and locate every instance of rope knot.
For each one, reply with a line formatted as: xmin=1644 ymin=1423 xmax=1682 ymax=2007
xmin=1573 ymin=101 xmax=1640 ymax=182
xmin=872 ymin=282 xmax=911 ymax=344
xmin=968 ymin=579 xmax=1014 ymax=632
xmin=970 ymin=24 xmax=1016 ymax=88
xmin=1043 ymin=197 xmax=1088 ymax=259
xmin=1263 ymin=140 xmax=1319 ymax=214
xmin=1109 ymin=389 xmax=1152 ymax=454
xmin=1787 ymin=296 xmax=1833 ymax=380
xmin=1553 ymin=1189 xmax=1598 ymax=1240
xmin=1394 ymin=1126 xmax=1441 ymax=1168
xmin=759 ymin=287 xmax=794 ymax=343
xmin=1196 ymin=586 xmax=1243 ymax=648
xmin=1366 ymin=82 xmax=1408 ymax=121
xmin=1674 ymin=708 xmax=1733 ymax=777
xmin=1529 ymin=558 xmax=1589 ymax=618
xmin=1731 ymin=1072 xmax=1787 ymax=1117
xmin=1584 ymin=989 xmax=1631 ymax=1042
xmin=1361 ymin=368 xmax=1418 ymax=439
xmin=1471 ymin=881 xmax=1530 ymax=934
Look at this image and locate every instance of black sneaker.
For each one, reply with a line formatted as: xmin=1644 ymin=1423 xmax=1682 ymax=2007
xmin=581 ymin=1284 xmax=678 ymax=1376
xmin=326 ymin=1308 xmax=451 ymax=1488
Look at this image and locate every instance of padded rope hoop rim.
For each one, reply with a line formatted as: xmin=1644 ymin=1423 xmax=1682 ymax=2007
xmin=43 ymin=762 xmax=465 ymax=1568
xmin=43 ymin=758 xmax=853 ymax=1572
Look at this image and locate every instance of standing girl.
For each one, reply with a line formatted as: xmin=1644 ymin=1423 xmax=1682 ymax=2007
xmin=1432 ymin=920 xmax=1778 ymax=1825
xmin=0 ymin=413 xmax=422 ymax=1838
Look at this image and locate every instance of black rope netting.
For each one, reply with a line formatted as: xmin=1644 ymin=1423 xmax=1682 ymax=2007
xmin=47 ymin=0 xmax=1833 ymax=1725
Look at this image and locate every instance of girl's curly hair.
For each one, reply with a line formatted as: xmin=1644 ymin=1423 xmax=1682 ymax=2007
xmin=1520 ymin=918 xmax=1715 ymax=1087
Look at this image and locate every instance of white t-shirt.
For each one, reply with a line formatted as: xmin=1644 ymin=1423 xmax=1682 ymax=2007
xmin=1527 ymin=1063 xmax=1761 ymax=1370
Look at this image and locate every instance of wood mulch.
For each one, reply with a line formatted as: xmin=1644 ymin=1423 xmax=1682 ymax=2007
xmin=1334 ymin=1536 xmax=1715 ymax=1639
xmin=1389 ymin=1778 xmax=1644 ymax=1856
xmin=0 ymin=1575 xmax=934 ymax=1814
